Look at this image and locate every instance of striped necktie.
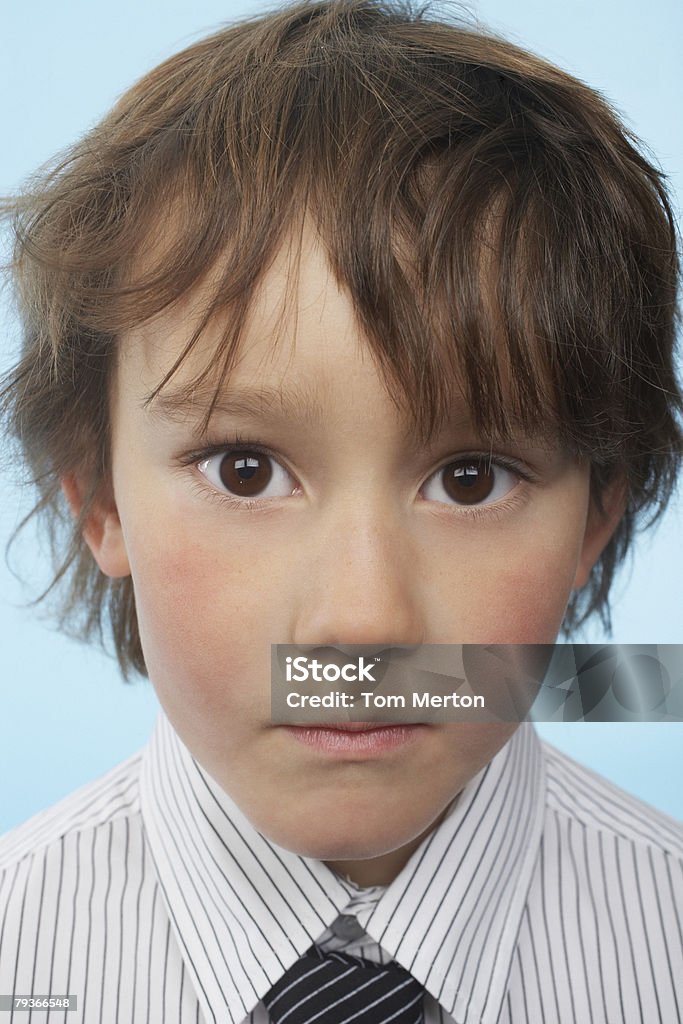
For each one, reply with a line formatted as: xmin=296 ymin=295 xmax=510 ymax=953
xmin=263 ymin=945 xmax=425 ymax=1024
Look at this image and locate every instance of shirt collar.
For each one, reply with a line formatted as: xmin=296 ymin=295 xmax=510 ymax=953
xmin=140 ymin=714 xmax=545 ymax=1024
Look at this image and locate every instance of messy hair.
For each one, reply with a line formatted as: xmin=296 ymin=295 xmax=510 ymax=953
xmin=1 ymin=0 xmax=681 ymax=679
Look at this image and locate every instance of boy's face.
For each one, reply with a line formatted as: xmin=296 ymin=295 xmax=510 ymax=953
xmin=73 ymin=224 xmax=621 ymax=884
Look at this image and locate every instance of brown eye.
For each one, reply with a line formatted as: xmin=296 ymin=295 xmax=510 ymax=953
xmin=423 ymin=457 xmax=520 ymax=509
xmin=197 ymin=447 xmax=294 ymax=503
xmin=218 ymin=452 xmax=273 ymax=497
xmin=444 ymin=461 xmax=495 ymax=505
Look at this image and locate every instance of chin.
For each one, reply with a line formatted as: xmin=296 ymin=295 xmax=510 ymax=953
xmin=274 ymin=831 xmax=392 ymax=862
xmin=253 ymin=803 xmax=433 ymax=863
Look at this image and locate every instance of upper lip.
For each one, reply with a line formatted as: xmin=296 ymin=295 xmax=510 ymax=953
xmin=287 ymin=722 xmax=423 ymax=732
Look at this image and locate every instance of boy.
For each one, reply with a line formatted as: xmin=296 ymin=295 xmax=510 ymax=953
xmin=1 ymin=0 xmax=682 ymax=1021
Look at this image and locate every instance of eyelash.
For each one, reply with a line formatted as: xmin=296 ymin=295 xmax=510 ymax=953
xmin=178 ymin=433 xmax=538 ymax=519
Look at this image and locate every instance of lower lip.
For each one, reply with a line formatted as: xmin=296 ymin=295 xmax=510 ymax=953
xmin=282 ymin=724 xmax=427 ymax=755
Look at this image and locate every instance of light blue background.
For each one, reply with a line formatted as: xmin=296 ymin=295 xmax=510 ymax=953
xmin=1 ymin=0 xmax=682 ymax=834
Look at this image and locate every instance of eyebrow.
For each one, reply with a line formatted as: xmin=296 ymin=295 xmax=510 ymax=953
xmin=144 ymin=378 xmax=561 ymax=451
xmin=144 ymin=380 xmax=328 ymax=430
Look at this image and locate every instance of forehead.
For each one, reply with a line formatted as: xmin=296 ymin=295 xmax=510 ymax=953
xmin=113 ymin=215 xmax=562 ymax=452
xmin=115 ymin=224 xmax=425 ymax=442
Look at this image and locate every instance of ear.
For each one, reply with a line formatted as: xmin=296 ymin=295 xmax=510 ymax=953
xmin=573 ymin=476 xmax=627 ymax=590
xmin=61 ymin=473 xmax=131 ymax=578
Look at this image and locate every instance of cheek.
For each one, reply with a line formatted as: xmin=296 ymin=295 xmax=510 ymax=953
xmin=125 ymin=514 xmax=272 ymax=713
xmin=484 ymin=565 xmax=568 ymax=641
xmin=473 ymin=528 xmax=585 ymax=643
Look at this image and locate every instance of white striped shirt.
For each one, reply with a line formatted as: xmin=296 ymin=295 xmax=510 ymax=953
xmin=1 ymin=714 xmax=682 ymax=1023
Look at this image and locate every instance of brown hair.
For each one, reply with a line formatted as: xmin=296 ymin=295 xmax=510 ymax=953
xmin=1 ymin=0 xmax=681 ymax=679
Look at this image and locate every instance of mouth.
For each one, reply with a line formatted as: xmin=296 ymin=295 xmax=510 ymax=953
xmin=281 ymin=722 xmax=429 ymax=755
xmin=308 ymin=721 xmax=419 ymax=731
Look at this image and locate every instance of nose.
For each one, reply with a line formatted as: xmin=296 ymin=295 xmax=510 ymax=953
xmin=291 ymin=500 xmax=426 ymax=650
